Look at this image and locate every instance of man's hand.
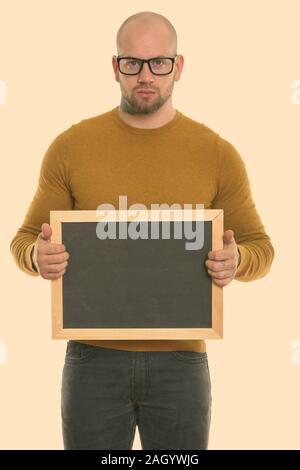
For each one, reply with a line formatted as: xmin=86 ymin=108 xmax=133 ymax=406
xmin=205 ymin=229 xmax=240 ymax=287
xmin=32 ymin=223 xmax=69 ymax=280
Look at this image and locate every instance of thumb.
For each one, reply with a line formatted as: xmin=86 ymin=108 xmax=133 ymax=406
xmin=39 ymin=223 xmax=52 ymax=242
xmin=223 ymin=229 xmax=235 ymax=245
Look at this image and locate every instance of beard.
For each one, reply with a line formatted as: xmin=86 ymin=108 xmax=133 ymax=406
xmin=119 ymin=79 xmax=175 ymax=115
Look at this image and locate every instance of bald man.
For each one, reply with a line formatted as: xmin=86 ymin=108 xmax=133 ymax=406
xmin=10 ymin=11 xmax=275 ymax=450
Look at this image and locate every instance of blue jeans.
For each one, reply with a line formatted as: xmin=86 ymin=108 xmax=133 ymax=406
xmin=61 ymin=341 xmax=212 ymax=450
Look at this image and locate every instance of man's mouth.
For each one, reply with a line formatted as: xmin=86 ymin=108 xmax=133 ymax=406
xmin=137 ymin=90 xmax=156 ymax=97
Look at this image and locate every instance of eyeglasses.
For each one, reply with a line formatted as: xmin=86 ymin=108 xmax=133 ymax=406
xmin=116 ymin=55 xmax=177 ymax=76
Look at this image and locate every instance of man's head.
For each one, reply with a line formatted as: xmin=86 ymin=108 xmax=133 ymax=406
xmin=112 ymin=11 xmax=184 ymax=115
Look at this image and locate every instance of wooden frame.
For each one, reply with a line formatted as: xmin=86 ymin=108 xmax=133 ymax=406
xmin=50 ymin=209 xmax=223 ymax=340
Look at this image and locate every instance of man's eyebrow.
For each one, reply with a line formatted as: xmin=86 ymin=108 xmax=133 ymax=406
xmin=120 ymin=55 xmax=171 ymax=58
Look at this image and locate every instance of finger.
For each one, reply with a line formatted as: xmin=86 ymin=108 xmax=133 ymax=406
xmin=208 ymin=249 xmax=234 ymax=261
xmin=45 ymin=252 xmax=70 ymax=264
xmin=42 ymin=269 xmax=66 ymax=280
xmin=212 ymin=277 xmax=231 ymax=287
xmin=45 ymin=261 xmax=68 ymax=273
xmin=39 ymin=243 xmax=66 ymax=255
xmin=40 ymin=223 xmax=52 ymax=241
xmin=207 ymin=268 xmax=234 ymax=280
xmin=223 ymin=229 xmax=235 ymax=244
xmin=206 ymin=259 xmax=235 ymax=271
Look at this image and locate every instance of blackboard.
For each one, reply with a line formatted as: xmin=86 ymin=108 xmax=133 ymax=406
xmin=50 ymin=209 xmax=223 ymax=340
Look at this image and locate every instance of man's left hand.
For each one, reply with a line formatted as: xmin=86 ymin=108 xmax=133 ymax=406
xmin=205 ymin=229 xmax=240 ymax=287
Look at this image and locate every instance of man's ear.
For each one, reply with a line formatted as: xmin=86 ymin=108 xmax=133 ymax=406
xmin=174 ymin=54 xmax=184 ymax=82
xmin=112 ymin=55 xmax=120 ymax=83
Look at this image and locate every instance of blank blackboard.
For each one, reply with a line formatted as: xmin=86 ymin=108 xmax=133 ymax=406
xmin=51 ymin=210 xmax=223 ymax=340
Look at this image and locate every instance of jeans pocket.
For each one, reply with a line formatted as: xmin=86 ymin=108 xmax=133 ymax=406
xmin=171 ymin=350 xmax=208 ymax=363
xmin=65 ymin=340 xmax=98 ymax=364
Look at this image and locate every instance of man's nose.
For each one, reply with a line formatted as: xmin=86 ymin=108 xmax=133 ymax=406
xmin=138 ymin=62 xmax=154 ymax=82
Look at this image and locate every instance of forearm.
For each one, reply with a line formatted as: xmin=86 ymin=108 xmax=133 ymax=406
xmin=235 ymin=238 xmax=275 ymax=282
xmin=10 ymin=234 xmax=39 ymax=277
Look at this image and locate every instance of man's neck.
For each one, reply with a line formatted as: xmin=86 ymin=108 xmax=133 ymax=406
xmin=117 ymin=102 xmax=176 ymax=129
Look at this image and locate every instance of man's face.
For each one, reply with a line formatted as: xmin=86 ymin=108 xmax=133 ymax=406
xmin=112 ymin=22 xmax=183 ymax=115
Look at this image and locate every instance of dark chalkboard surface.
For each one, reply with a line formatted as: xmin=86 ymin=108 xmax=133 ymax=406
xmin=51 ymin=210 xmax=223 ymax=340
xmin=62 ymin=221 xmax=212 ymax=329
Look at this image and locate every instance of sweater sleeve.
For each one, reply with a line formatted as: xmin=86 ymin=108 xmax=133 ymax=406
xmin=10 ymin=131 xmax=74 ymax=276
xmin=212 ymin=135 xmax=275 ymax=282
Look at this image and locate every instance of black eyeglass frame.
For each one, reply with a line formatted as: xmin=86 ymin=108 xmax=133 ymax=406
xmin=116 ymin=55 xmax=178 ymax=76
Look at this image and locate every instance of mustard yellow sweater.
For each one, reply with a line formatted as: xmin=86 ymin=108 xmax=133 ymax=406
xmin=10 ymin=106 xmax=275 ymax=352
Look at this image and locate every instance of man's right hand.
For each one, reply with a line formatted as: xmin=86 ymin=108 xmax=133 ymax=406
xmin=32 ymin=223 xmax=69 ymax=279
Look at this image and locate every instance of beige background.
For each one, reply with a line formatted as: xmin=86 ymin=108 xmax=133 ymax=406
xmin=1 ymin=0 xmax=299 ymax=449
